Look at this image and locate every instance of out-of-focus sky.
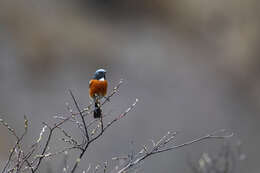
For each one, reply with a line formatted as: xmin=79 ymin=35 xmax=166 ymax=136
xmin=0 ymin=0 xmax=260 ymax=172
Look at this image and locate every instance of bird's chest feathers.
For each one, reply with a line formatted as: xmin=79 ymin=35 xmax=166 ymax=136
xmin=89 ymin=79 xmax=108 ymax=98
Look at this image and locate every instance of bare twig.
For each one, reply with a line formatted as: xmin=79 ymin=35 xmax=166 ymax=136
xmin=33 ymin=127 xmax=54 ymax=172
xmin=1 ymin=116 xmax=28 ymax=173
xmin=0 ymin=118 xmax=19 ymax=140
xmin=117 ymin=129 xmax=233 ymax=173
xmin=70 ymin=98 xmax=139 ymax=173
xmin=0 ymin=79 xmax=234 ymax=173
xmin=32 ymin=80 xmax=124 ymax=172
xmin=57 ymin=126 xmax=79 ymax=146
xmin=1 ymin=80 xmax=124 ymax=173
xmin=69 ymin=89 xmax=90 ymax=141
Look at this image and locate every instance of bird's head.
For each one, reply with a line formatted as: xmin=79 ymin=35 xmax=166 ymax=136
xmin=93 ymin=69 xmax=106 ymax=80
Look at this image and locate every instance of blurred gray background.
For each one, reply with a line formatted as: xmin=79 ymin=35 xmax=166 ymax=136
xmin=0 ymin=0 xmax=259 ymax=172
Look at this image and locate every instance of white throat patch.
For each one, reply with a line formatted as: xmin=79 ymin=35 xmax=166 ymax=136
xmin=99 ymin=77 xmax=105 ymax=81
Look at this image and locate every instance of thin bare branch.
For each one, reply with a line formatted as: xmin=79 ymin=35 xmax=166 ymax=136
xmin=33 ymin=127 xmax=54 ymax=172
xmin=70 ymin=98 xmax=139 ymax=173
xmin=69 ymin=89 xmax=90 ymax=141
xmin=1 ymin=117 xmax=29 ymax=173
xmin=117 ymin=129 xmax=233 ymax=173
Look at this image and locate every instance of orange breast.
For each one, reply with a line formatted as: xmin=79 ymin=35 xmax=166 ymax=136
xmin=89 ymin=79 xmax=108 ymax=99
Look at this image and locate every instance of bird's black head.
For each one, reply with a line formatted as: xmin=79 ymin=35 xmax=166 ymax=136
xmin=93 ymin=69 xmax=106 ymax=80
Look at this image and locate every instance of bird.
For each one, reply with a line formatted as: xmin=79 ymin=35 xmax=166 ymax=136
xmin=89 ymin=69 xmax=108 ymax=118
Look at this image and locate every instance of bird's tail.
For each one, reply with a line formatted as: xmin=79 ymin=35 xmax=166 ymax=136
xmin=94 ymin=102 xmax=102 ymax=118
